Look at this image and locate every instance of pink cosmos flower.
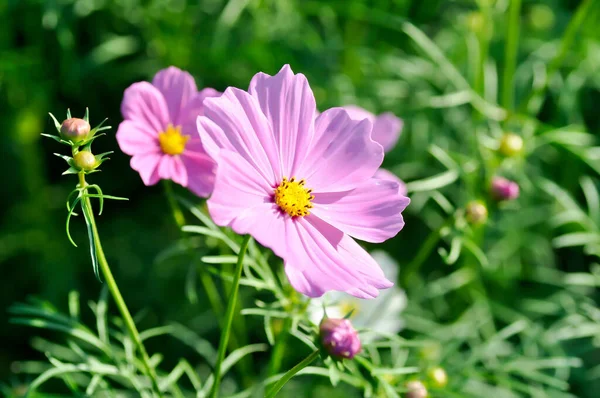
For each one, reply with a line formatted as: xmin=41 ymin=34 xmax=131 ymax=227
xmin=197 ymin=65 xmax=410 ymax=298
xmin=117 ymin=66 xmax=219 ymax=197
xmin=342 ymin=105 xmax=406 ymax=195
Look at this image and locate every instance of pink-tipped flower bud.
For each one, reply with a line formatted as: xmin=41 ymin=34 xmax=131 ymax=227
xmin=320 ymin=318 xmax=361 ymax=360
xmin=491 ymin=177 xmax=519 ymax=201
xmin=74 ymin=151 xmax=97 ymax=171
xmin=406 ymin=380 xmax=428 ymax=398
xmin=60 ymin=118 xmax=90 ymax=142
xmin=465 ymin=200 xmax=488 ymax=225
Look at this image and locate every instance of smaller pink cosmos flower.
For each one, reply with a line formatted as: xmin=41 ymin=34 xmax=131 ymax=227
xmin=343 ymin=105 xmax=406 ymax=194
xmin=198 ymin=65 xmax=410 ymax=299
xmin=342 ymin=105 xmax=403 ymax=153
xmin=117 ymin=66 xmax=219 ymax=197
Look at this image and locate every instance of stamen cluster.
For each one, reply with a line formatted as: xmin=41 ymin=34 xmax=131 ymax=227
xmin=274 ymin=177 xmax=314 ymax=217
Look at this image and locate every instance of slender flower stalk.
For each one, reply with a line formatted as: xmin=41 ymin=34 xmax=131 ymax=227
xmin=162 ymin=180 xmax=186 ymax=227
xmin=78 ymin=171 xmax=162 ymax=397
xmin=209 ymin=234 xmax=252 ymax=398
xmin=162 ymin=182 xmax=252 ymax=384
xmin=265 ymin=350 xmax=320 ymax=398
xmin=502 ymin=0 xmax=521 ymax=110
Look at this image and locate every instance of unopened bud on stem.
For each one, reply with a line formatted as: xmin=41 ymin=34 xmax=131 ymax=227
xmin=428 ymin=367 xmax=448 ymax=388
xmin=498 ymin=133 xmax=524 ymax=157
xmin=491 ymin=177 xmax=519 ymax=201
xmin=406 ymin=380 xmax=428 ymax=398
xmin=61 ymin=118 xmax=90 ymax=142
xmin=74 ymin=151 xmax=97 ymax=171
xmin=465 ymin=201 xmax=488 ymax=225
xmin=320 ymin=318 xmax=361 ymax=360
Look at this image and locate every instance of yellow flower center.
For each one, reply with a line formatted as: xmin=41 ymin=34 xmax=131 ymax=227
xmin=274 ymin=177 xmax=314 ymax=217
xmin=158 ymin=124 xmax=189 ymax=155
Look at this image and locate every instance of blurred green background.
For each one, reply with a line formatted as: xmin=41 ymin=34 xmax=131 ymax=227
xmin=2 ymin=0 xmax=600 ymax=396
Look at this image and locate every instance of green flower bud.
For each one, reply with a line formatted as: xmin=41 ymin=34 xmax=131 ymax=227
xmin=74 ymin=151 xmax=97 ymax=171
xmin=427 ymin=367 xmax=448 ymax=388
xmin=61 ymin=118 xmax=91 ymax=142
xmin=529 ymin=4 xmax=555 ymax=31
xmin=406 ymin=380 xmax=428 ymax=398
xmin=498 ymin=133 xmax=524 ymax=157
xmin=465 ymin=201 xmax=488 ymax=225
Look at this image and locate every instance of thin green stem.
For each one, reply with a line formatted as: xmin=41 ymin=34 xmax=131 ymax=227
xmin=266 ymin=318 xmax=292 ymax=376
xmin=502 ymin=0 xmax=521 ymax=110
xmin=163 ymin=180 xmax=186 ymax=228
xmin=400 ymin=216 xmax=455 ymax=288
xmin=519 ymin=0 xmax=595 ymax=114
xmin=79 ymin=173 xmax=162 ymax=397
xmin=209 ymin=234 xmax=252 ymax=398
xmin=265 ymin=350 xmax=319 ymax=398
xmin=162 ymin=184 xmax=253 ymax=385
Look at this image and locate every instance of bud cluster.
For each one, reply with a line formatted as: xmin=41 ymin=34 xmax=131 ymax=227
xmin=44 ymin=109 xmax=112 ymax=175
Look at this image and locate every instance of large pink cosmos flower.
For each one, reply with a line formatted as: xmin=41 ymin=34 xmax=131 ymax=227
xmin=342 ymin=105 xmax=407 ymax=196
xmin=117 ymin=66 xmax=219 ymax=197
xmin=197 ymin=65 xmax=410 ymax=298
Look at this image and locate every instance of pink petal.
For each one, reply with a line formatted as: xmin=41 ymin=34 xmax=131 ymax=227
xmin=311 ymin=178 xmax=409 ymax=243
xmin=116 ymin=120 xmax=161 ymax=156
xmin=284 ymin=217 xmax=389 ymax=299
xmin=336 ymin=234 xmax=394 ymax=289
xmin=298 ymin=108 xmax=383 ymax=193
xmin=130 ymin=152 xmax=162 ymax=186
xmin=179 ymin=88 xmax=221 ymax=137
xmin=206 ymin=149 xmax=273 ymax=228
xmin=374 ymin=168 xmax=408 ymax=196
xmin=343 ymin=105 xmax=403 ymax=152
xmin=249 ymin=65 xmax=316 ymax=177
xmin=121 ymin=82 xmax=170 ymax=134
xmin=197 ymin=87 xmax=281 ymax=185
xmin=342 ymin=105 xmax=375 ymax=124
xmin=154 ymin=155 xmax=189 ymax=187
xmin=181 ymin=149 xmax=216 ymax=198
xmin=152 ymin=66 xmax=197 ymax=126
xmin=373 ymin=113 xmax=403 ymax=152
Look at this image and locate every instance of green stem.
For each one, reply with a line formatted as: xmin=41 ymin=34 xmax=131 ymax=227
xmin=265 ymin=350 xmax=319 ymax=398
xmin=162 ymin=184 xmax=253 ymax=386
xmin=267 ymin=318 xmax=292 ymax=376
xmin=209 ymin=234 xmax=252 ymax=398
xmin=519 ymin=0 xmax=595 ymax=114
xmin=400 ymin=216 xmax=455 ymax=288
xmin=502 ymin=0 xmax=521 ymax=110
xmin=79 ymin=173 xmax=162 ymax=397
xmin=163 ymin=180 xmax=186 ymax=228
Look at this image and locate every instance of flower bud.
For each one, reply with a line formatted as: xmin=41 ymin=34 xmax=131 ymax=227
xmin=319 ymin=318 xmax=361 ymax=360
xmin=74 ymin=151 xmax=97 ymax=171
xmin=491 ymin=177 xmax=519 ymax=201
xmin=498 ymin=133 xmax=524 ymax=157
xmin=427 ymin=367 xmax=448 ymax=388
xmin=406 ymin=380 xmax=428 ymax=398
xmin=465 ymin=201 xmax=488 ymax=225
xmin=60 ymin=118 xmax=91 ymax=142
xmin=529 ymin=4 xmax=555 ymax=31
